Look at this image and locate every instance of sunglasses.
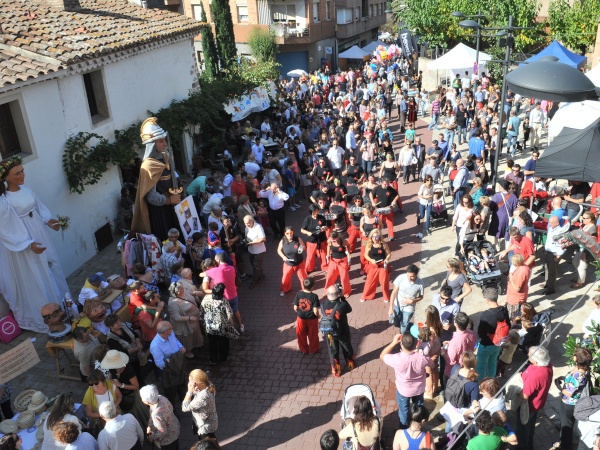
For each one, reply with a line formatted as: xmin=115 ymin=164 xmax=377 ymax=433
xmin=89 ymin=381 xmax=102 ymax=387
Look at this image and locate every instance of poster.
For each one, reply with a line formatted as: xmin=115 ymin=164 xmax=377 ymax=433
xmin=223 ymin=82 xmax=277 ymax=122
xmin=0 ymin=339 xmax=40 ymax=384
xmin=398 ymin=29 xmax=414 ymax=58
xmin=175 ymin=195 xmax=201 ymax=240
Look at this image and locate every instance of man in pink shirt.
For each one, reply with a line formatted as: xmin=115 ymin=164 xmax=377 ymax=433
xmin=381 ymin=332 xmax=432 ymax=428
xmin=443 ymin=312 xmax=477 ymax=385
xmin=200 ymin=252 xmax=244 ymax=332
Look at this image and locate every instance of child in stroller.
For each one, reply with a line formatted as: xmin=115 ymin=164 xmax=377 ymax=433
xmin=467 ymin=250 xmax=492 ymax=274
xmin=462 ymin=240 xmax=502 ymax=289
xmin=430 ymin=186 xmax=449 ymax=227
xmin=339 ymin=384 xmax=383 ymax=449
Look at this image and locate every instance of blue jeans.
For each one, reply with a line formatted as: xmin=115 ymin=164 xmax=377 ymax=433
xmin=396 ymin=390 xmax=424 ymax=428
xmin=508 ymin=134 xmax=518 ymax=155
xmin=453 ymin=188 xmax=466 ymax=212
xmin=362 ymin=160 xmax=373 ymax=174
xmin=428 ymin=113 xmax=439 ymax=130
xmin=419 ymin=203 xmax=432 ymax=232
xmin=477 ymin=344 xmax=501 ymax=381
xmin=456 ymin=126 xmax=467 ymax=143
xmin=515 ymin=409 xmax=538 ymax=450
xmin=394 ymin=305 xmax=413 ymax=334
xmin=445 ymin=129 xmax=456 ymax=148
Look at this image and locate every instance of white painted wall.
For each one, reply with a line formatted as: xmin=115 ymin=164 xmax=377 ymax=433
xmin=1 ymin=39 xmax=196 ymax=276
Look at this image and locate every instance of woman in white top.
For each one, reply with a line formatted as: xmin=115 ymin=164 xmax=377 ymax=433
xmin=399 ymin=144 xmax=415 ymax=185
xmin=451 ymin=194 xmax=474 ymax=256
xmin=42 ymin=393 xmax=82 ymax=450
xmin=459 ymin=212 xmax=484 ymax=255
xmin=417 ymin=176 xmax=434 ymax=235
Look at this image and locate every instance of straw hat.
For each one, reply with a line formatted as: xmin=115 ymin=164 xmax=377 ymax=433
xmin=15 ymin=411 xmax=35 ymax=429
xmin=0 ymin=419 xmax=18 ymax=434
xmin=27 ymin=391 xmax=48 ymax=413
xmin=100 ymin=350 xmax=129 ymax=370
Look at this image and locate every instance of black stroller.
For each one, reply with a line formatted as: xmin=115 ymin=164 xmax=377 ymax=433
xmin=461 ymin=240 xmax=502 ymax=292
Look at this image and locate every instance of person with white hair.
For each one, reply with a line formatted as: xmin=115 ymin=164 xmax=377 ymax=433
xmin=515 ymin=346 xmax=553 ymax=450
xmin=139 ymin=385 xmax=181 ymax=450
xmin=97 ymin=401 xmax=143 ymax=450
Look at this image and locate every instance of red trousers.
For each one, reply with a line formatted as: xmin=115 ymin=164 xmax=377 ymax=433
xmin=360 ymin=240 xmax=368 ymax=272
xmin=325 ymin=257 xmax=352 ymax=297
xmin=296 ymin=316 xmax=320 ymax=354
xmin=389 ymin=182 xmax=403 ymax=210
xmin=347 ymin=224 xmax=361 ymax=253
xmin=305 ymin=241 xmax=328 ymax=272
xmin=378 ymin=212 xmax=395 ymax=239
xmin=281 ymin=263 xmax=307 ymax=293
xmin=362 ymin=263 xmax=391 ymax=301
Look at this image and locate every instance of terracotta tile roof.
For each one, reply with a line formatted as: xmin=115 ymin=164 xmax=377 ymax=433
xmin=0 ymin=46 xmax=64 ymax=88
xmin=0 ymin=0 xmax=205 ymax=67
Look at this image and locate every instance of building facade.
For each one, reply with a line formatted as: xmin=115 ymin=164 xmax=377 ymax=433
xmin=0 ymin=0 xmax=202 ymax=276
xmin=183 ymin=0 xmax=387 ymax=73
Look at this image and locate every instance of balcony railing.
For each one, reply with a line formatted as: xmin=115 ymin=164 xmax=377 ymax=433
xmin=269 ymin=23 xmax=309 ymax=40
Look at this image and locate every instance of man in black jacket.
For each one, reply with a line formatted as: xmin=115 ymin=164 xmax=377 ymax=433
xmin=476 ymin=287 xmax=509 ymax=380
xmin=321 ymin=285 xmax=355 ymax=377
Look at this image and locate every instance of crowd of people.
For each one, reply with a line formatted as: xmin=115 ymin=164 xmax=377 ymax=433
xmin=2 ymin=43 xmax=600 ymax=450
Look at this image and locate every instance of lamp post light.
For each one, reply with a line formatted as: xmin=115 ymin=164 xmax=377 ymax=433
xmin=452 ymin=9 xmax=493 ymax=77
xmin=458 ymin=15 xmax=534 ymax=187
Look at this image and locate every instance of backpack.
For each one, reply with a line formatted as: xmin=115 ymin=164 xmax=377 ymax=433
xmin=319 ymin=302 xmax=341 ymax=338
xmin=488 ymin=308 xmax=510 ymax=346
xmin=445 ymin=372 xmax=471 ymax=409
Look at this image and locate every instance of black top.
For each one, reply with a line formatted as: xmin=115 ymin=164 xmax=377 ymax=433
xmin=298 ymin=158 xmax=310 ymax=175
xmin=456 ymin=109 xmax=469 ymax=127
xmin=346 ymin=164 xmax=364 ymax=184
xmin=281 ymin=236 xmax=303 ymax=266
xmin=350 ymin=210 xmax=362 ymax=226
xmin=567 ymin=182 xmax=591 ymax=212
xmin=294 ymin=291 xmax=320 ymax=320
xmin=302 ymin=215 xmax=327 ymax=244
xmin=220 ymin=225 xmax=239 ymax=252
xmin=331 ymin=184 xmax=347 ymax=198
xmin=311 ymin=189 xmax=333 ymax=206
xmin=109 ymin=364 xmax=136 ymax=396
xmin=315 ymin=166 xmax=332 ymax=183
xmin=322 ymin=299 xmax=352 ymax=334
xmin=372 ymin=185 xmax=398 ymax=208
xmin=477 ymin=306 xmax=510 ymax=347
xmin=362 ymin=216 xmax=379 ymax=237
xmin=382 ymin=164 xmax=398 ymax=180
xmin=369 ymin=244 xmax=386 ymax=263
xmin=330 ymin=240 xmax=347 ymax=259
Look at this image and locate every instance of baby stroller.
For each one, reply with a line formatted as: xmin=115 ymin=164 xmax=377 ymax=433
xmin=430 ymin=184 xmax=449 ymax=229
xmin=340 ymin=384 xmax=383 ymax=447
xmin=461 ymin=240 xmax=502 ymax=292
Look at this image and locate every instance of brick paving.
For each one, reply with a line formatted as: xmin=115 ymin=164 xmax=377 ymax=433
xmin=2 ymin=110 xmax=594 ymax=449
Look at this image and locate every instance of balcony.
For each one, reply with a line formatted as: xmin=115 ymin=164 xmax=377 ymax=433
xmin=269 ymin=23 xmax=310 ymax=43
xmin=336 ymin=14 xmax=386 ymax=39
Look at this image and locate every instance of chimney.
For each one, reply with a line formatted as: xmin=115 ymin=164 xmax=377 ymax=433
xmin=40 ymin=0 xmax=82 ymax=11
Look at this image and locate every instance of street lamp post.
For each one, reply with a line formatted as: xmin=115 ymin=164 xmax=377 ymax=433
xmin=452 ymin=9 xmax=492 ymax=77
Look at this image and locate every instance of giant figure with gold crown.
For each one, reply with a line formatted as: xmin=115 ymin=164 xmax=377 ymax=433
xmin=131 ymin=118 xmax=182 ymax=241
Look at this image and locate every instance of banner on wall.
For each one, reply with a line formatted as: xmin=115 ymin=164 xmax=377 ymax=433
xmin=398 ymin=29 xmax=414 ymax=58
xmin=223 ymin=81 xmax=277 ymax=122
xmin=174 ymin=195 xmax=201 ymax=240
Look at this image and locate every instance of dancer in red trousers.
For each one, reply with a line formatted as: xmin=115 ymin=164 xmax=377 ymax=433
xmin=277 ymin=226 xmax=307 ymax=297
xmin=359 ymin=204 xmax=380 ymax=274
xmin=293 ymin=277 xmax=320 ymax=354
xmin=301 ymin=204 xmax=328 ymax=273
xmin=324 ymin=231 xmax=352 ymax=297
xmin=347 ymin=195 xmax=363 ymax=253
xmin=370 ymin=176 xmax=400 ymax=241
xmin=360 ymin=229 xmax=391 ymax=303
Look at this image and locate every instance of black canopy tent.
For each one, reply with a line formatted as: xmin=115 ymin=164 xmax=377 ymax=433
xmin=535 ymin=119 xmax=600 ymax=182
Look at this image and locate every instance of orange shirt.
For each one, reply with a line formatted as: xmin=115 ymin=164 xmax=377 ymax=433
xmin=507 ymin=265 xmax=530 ymax=305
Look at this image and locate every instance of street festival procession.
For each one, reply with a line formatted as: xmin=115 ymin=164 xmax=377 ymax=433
xmin=3 ymin=0 xmax=600 ymax=449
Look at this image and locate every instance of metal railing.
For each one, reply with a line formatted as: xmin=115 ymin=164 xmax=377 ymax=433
xmin=269 ymin=23 xmax=309 ymax=39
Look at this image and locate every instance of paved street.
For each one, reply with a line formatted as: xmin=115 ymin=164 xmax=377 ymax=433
xmin=2 ymin=109 xmax=595 ymax=449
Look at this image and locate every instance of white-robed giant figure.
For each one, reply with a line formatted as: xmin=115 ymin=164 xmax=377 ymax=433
xmin=0 ymin=156 xmax=69 ymax=332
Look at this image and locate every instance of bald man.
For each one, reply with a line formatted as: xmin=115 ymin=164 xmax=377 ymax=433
xmin=321 ymin=285 xmax=355 ymax=377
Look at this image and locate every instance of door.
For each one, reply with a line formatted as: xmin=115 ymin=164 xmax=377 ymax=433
xmin=276 ymin=51 xmax=308 ymax=79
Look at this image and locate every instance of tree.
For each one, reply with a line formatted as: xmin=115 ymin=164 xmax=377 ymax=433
xmin=211 ymin=0 xmax=237 ymax=69
xmin=248 ymin=26 xmax=279 ymax=62
xmin=391 ymin=0 xmax=541 ymax=50
xmin=548 ymin=0 xmax=600 ymax=55
xmin=199 ymin=4 xmax=219 ymax=78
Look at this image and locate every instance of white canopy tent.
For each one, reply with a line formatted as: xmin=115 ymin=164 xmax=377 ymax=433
xmin=548 ymin=100 xmax=600 ymax=138
xmin=362 ymin=40 xmax=388 ymax=54
xmin=426 ymin=43 xmax=491 ymax=87
xmin=338 ymin=45 xmax=369 ymax=59
xmin=586 ymin=65 xmax=600 ymax=87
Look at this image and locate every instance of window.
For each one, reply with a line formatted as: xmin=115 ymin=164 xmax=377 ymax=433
xmin=369 ymin=4 xmax=373 ymax=17
xmin=237 ymin=5 xmax=248 ymax=22
xmin=82 ymin=70 xmax=110 ymax=124
xmin=337 ymin=7 xmax=353 ymax=23
xmin=0 ymin=103 xmax=21 ymax=159
xmin=192 ymin=5 xmax=202 ymax=20
xmin=326 ymin=0 xmax=330 ymax=20
xmin=313 ymin=1 xmax=319 ymax=22
xmin=272 ymin=5 xmax=296 ymax=23
xmin=362 ymin=0 xmax=368 ymax=17
xmin=355 ymin=6 xmax=360 ymax=21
